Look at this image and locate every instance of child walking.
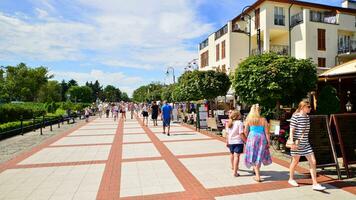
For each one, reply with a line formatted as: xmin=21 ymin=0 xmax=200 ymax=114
xmin=226 ymin=111 xmax=245 ymax=177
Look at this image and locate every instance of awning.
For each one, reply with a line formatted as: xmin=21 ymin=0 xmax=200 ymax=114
xmin=319 ymin=59 xmax=356 ymax=78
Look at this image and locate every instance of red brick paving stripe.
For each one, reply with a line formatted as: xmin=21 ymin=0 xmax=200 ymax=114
xmin=122 ymin=156 xmax=162 ymax=163
xmin=66 ymin=134 xmax=116 ymax=137
xmin=136 ymin=117 xmax=215 ymax=200
xmin=48 ymin=143 xmax=113 ymax=148
xmin=96 ymin=119 xmax=123 ymax=200
xmin=9 ymin=160 xmax=107 ymax=169
xmin=119 ymin=191 xmax=187 ymax=200
xmin=0 ymin=117 xmax=97 ymax=173
xmin=161 ymin=138 xmax=214 ymax=143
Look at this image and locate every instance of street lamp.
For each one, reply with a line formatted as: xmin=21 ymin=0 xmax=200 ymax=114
xmin=166 ymin=66 xmax=175 ymax=84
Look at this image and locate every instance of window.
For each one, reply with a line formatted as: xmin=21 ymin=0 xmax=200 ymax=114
xmin=274 ymin=7 xmax=285 ymax=26
xmin=200 ymin=50 xmax=209 ymax=68
xmin=318 ymin=57 xmax=326 ymax=68
xmin=215 ymin=24 xmax=228 ymax=40
xmin=310 ymin=10 xmax=337 ymax=24
xmin=317 ymin=29 xmax=326 ymax=51
xmin=199 ymin=39 xmax=209 ymax=50
xmin=221 ymin=41 xmax=226 ymax=59
xmin=255 ymin=8 xmax=260 ymax=29
xmin=216 ymin=44 xmax=220 ymax=61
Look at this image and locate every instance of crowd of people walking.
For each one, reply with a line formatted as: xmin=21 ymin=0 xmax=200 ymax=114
xmin=92 ymin=99 xmax=325 ymax=191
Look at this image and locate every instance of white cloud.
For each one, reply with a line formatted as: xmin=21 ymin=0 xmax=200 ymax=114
xmin=0 ymin=0 xmax=213 ymax=70
xmin=51 ymin=69 xmax=143 ymax=96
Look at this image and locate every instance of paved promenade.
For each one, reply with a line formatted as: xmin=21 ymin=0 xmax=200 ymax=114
xmin=0 ymin=117 xmax=355 ymax=199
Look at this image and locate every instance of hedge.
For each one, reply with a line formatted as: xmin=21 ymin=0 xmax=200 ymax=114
xmin=0 ymin=121 xmax=33 ymax=133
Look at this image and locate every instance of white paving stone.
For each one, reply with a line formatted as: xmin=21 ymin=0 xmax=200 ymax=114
xmin=215 ymin=184 xmax=356 ymax=200
xmin=51 ymin=135 xmax=114 ymax=146
xmin=180 ymin=155 xmax=305 ymax=189
xmin=123 ymin=134 xmax=151 ymax=143
xmin=155 ymin=131 xmax=209 ymax=141
xmin=122 ymin=143 xmax=161 ymax=159
xmin=68 ymin=129 xmax=116 ymax=136
xmin=0 ymin=164 xmax=105 ymax=200
xmin=164 ymin=140 xmax=227 ymax=156
xmin=120 ymin=160 xmax=184 ymax=197
xmin=19 ymin=146 xmax=111 ymax=164
xmin=150 ymin=127 xmax=193 ymax=133
xmin=124 ymin=128 xmax=145 ymax=133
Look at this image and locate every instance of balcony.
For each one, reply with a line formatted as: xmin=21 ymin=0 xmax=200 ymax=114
xmin=338 ymin=40 xmax=356 ymax=54
xmin=199 ymin=39 xmax=209 ymax=50
xmin=252 ymin=45 xmax=289 ymax=56
xmin=291 ymin=12 xmax=303 ymax=27
xmin=310 ymin=11 xmax=338 ymax=24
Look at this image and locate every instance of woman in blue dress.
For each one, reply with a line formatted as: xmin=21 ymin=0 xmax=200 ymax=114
xmin=244 ymin=104 xmax=272 ymax=182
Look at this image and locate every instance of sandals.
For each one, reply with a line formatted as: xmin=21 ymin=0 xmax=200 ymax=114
xmin=253 ymin=177 xmax=262 ymax=182
xmin=233 ymin=173 xmax=240 ymax=177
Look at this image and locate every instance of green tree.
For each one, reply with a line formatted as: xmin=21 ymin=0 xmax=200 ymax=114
xmin=176 ymin=70 xmax=230 ymax=101
xmin=37 ymin=80 xmax=62 ymax=102
xmin=121 ymin=92 xmax=130 ymax=102
xmin=67 ymin=86 xmax=93 ymax=103
xmin=86 ymin=80 xmax=103 ymax=102
xmin=132 ymin=83 xmax=164 ymax=102
xmin=317 ymin=85 xmax=340 ymax=114
xmin=232 ymin=53 xmax=317 ymax=115
xmin=103 ymin=85 xmax=121 ymax=102
xmin=5 ymin=63 xmax=53 ymax=101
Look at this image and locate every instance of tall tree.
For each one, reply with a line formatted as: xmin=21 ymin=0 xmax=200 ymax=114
xmin=103 ymin=85 xmax=121 ymax=102
xmin=37 ymin=80 xmax=62 ymax=102
xmin=5 ymin=63 xmax=52 ymax=101
xmin=121 ymin=92 xmax=130 ymax=102
xmin=232 ymin=53 xmax=317 ymax=116
xmin=67 ymin=86 xmax=93 ymax=103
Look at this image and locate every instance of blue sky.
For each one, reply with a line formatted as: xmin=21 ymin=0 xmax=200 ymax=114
xmin=0 ymin=0 xmax=341 ymax=96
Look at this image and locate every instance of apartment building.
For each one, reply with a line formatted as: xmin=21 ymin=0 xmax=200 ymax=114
xmin=198 ymin=0 xmax=356 ymax=73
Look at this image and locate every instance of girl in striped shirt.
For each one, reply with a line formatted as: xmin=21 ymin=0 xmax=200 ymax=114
xmin=288 ymin=100 xmax=326 ymax=191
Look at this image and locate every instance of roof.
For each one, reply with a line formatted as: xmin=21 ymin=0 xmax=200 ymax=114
xmin=231 ymin=0 xmax=356 ymax=23
xmin=319 ymin=59 xmax=356 ymax=77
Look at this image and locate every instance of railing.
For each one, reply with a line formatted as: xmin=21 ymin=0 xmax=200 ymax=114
xmin=310 ymin=10 xmax=337 ymax=24
xmin=274 ymin=15 xmax=285 ymax=26
xmin=251 ymin=47 xmax=264 ymax=56
xmin=0 ymin=113 xmax=83 ymax=140
xmin=215 ymin=24 xmax=228 ymax=40
xmin=270 ymin=45 xmax=289 ymax=55
xmin=252 ymin=45 xmax=289 ymax=55
xmin=291 ymin=12 xmax=303 ymax=27
xmin=338 ymin=40 xmax=356 ymax=54
xmin=199 ymin=39 xmax=209 ymax=50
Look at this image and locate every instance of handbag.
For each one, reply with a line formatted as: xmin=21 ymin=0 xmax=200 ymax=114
xmin=286 ymin=128 xmax=305 ymax=150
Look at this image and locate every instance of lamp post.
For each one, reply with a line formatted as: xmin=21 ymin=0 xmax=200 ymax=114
xmin=166 ymin=66 xmax=175 ymax=84
xmin=241 ymin=5 xmax=251 ymax=56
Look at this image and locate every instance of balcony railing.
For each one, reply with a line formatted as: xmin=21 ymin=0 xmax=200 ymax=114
xmin=199 ymin=39 xmax=209 ymax=50
xmin=274 ymin=15 xmax=285 ymax=26
xmin=252 ymin=45 xmax=289 ymax=56
xmin=291 ymin=12 xmax=303 ymax=27
xmin=338 ymin=40 xmax=356 ymax=54
xmin=310 ymin=10 xmax=337 ymax=24
xmin=271 ymin=45 xmax=289 ymax=55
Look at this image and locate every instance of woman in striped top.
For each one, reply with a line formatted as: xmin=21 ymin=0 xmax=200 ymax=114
xmin=288 ymin=100 xmax=326 ymax=191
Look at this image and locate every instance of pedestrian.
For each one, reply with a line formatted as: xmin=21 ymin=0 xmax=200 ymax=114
xmin=244 ymin=104 xmax=272 ymax=182
xmin=98 ymin=103 xmax=103 ymax=118
xmin=226 ymin=110 xmax=245 ymax=177
xmin=113 ymin=104 xmax=119 ymax=121
xmin=129 ymin=102 xmax=134 ymax=119
xmin=150 ymin=101 xmax=159 ymax=126
xmin=121 ymin=102 xmax=127 ymax=121
xmin=161 ymin=101 xmax=173 ymax=136
xmin=84 ymin=107 xmax=90 ymax=122
xmin=288 ymin=100 xmax=326 ymax=191
xmin=105 ymin=105 xmax=110 ymax=118
xmin=142 ymin=103 xmax=149 ymax=126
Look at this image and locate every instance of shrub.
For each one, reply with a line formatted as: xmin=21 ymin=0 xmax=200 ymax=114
xmin=0 ymin=103 xmax=46 ymax=123
xmin=0 ymin=121 xmax=32 ymax=133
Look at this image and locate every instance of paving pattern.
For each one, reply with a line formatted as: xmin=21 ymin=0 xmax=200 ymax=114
xmin=0 ymin=116 xmax=355 ymax=200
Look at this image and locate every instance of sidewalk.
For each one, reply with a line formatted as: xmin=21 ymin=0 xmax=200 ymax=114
xmin=0 ymin=116 xmax=355 ymax=200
